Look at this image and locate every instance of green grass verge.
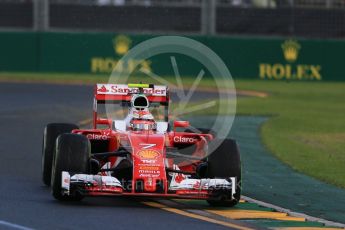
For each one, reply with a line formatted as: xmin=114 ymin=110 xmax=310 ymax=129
xmin=187 ymin=80 xmax=345 ymax=188
xmin=1 ymin=72 xmax=345 ymax=188
xmin=0 ymin=72 xmax=222 ymax=88
xmin=235 ymin=80 xmax=345 ymax=188
xmin=0 ymin=72 xmax=110 ymax=84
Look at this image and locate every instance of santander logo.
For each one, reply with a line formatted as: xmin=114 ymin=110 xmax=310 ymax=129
xmin=97 ymin=85 xmax=109 ymax=93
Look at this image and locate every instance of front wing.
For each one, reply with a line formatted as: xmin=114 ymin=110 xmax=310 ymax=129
xmin=61 ymin=171 xmax=237 ymax=200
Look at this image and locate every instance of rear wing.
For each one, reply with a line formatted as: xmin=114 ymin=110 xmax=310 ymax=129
xmin=93 ymin=84 xmax=169 ymax=129
xmin=95 ymin=84 xmax=169 ymax=103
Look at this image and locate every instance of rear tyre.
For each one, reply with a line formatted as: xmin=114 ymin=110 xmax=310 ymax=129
xmin=42 ymin=123 xmax=79 ymax=186
xmin=51 ymin=134 xmax=90 ymax=201
xmin=206 ymin=139 xmax=241 ymax=207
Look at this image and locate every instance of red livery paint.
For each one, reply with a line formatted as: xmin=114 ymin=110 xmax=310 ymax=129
xmin=44 ymin=83 xmax=240 ymax=206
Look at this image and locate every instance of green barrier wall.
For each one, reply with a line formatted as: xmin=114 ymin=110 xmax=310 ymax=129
xmin=0 ymin=32 xmax=38 ymax=72
xmin=0 ymin=32 xmax=344 ymax=81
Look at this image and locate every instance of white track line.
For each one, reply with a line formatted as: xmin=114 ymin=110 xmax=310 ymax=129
xmin=0 ymin=221 xmax=33 ymax=230
xmin=242 ymin=195 xmax=345 ymax=228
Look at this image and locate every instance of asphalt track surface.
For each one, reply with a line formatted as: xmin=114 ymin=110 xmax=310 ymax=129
xmin=1 ymin=83 xmax=344 ymax=229
xmin=0 ymin=83 xmax=235 ymax=230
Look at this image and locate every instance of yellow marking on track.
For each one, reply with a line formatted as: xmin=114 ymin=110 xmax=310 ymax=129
xmin=275 ymin=216 xmax=306 ymax=222
xmin=276 ymin=228 xmax=342 ymax=230
xmin=171 ymin=198 xmax=248 ymax=204
xmin=237 ymin=90 xmax=268 ymax=98
xmin=273 ymin=216 xmax=306 ymax=222
xmin=142 ymin=202 xmax=254 ymax=230
xmin=207 ymin=209 xmax=294 ymax=220
xmin=142 ymin=201 xmax=166 ymax=208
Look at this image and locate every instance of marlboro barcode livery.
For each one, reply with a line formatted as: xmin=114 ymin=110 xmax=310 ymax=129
xmin=42 ymin=83 xmax=241 ymax=206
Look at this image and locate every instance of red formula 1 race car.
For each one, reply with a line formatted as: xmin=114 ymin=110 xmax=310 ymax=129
xmin=41 ymin=83 xmax=241 ymax=206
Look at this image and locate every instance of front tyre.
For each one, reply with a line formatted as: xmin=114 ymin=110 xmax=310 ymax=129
xmin=42 ymin=123 xmax=79 ymax=186
xmin=51 ymin=134 xmax=90 ymax=201
xmin=206 ymin=139 xmax=241 ymax=207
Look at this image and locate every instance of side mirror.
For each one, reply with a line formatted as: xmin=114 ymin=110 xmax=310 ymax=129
xmin=173 ymin=121 xmax=190 ymax=131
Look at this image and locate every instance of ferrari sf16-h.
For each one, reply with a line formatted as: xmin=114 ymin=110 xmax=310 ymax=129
xmin=42 ymin=83 xmax=241 ymax=206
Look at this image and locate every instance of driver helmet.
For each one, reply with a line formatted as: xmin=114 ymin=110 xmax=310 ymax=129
xmin=129 ymin=94 xmax=156 ymax=131
xmin=131 ymin=94 xmax=154 ymax=120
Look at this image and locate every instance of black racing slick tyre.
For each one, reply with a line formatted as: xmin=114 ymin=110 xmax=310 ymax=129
xmin=51 ymin=134 xmax=90 ymax=201
xmin=206 ymin=139 xmax=241 ymax=207
xmin=42 ymin=123 xmax=79 ymax=186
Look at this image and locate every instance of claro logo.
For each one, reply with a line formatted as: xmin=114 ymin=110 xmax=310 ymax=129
xmin=86 ymin=134 xmax=108 ymax=140
xmin=174 ymin=136 xmax=197 ymax=143
xmin=259 ymin=40 xmax=322 ymax=80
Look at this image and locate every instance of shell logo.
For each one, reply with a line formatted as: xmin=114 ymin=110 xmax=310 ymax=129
xmin=137 ymin=150 xmax=160 ymax=159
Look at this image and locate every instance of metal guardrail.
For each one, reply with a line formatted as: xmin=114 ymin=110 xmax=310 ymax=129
xmin=1 ymin=0 xmax=344 ymax=8
xmin=44 ymin=0 xmax=345 ymax=8
xmin=0 ymin=0 xmax=345 ymax=38
xmin=49 ymin=0 xmax=202 ymax=6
